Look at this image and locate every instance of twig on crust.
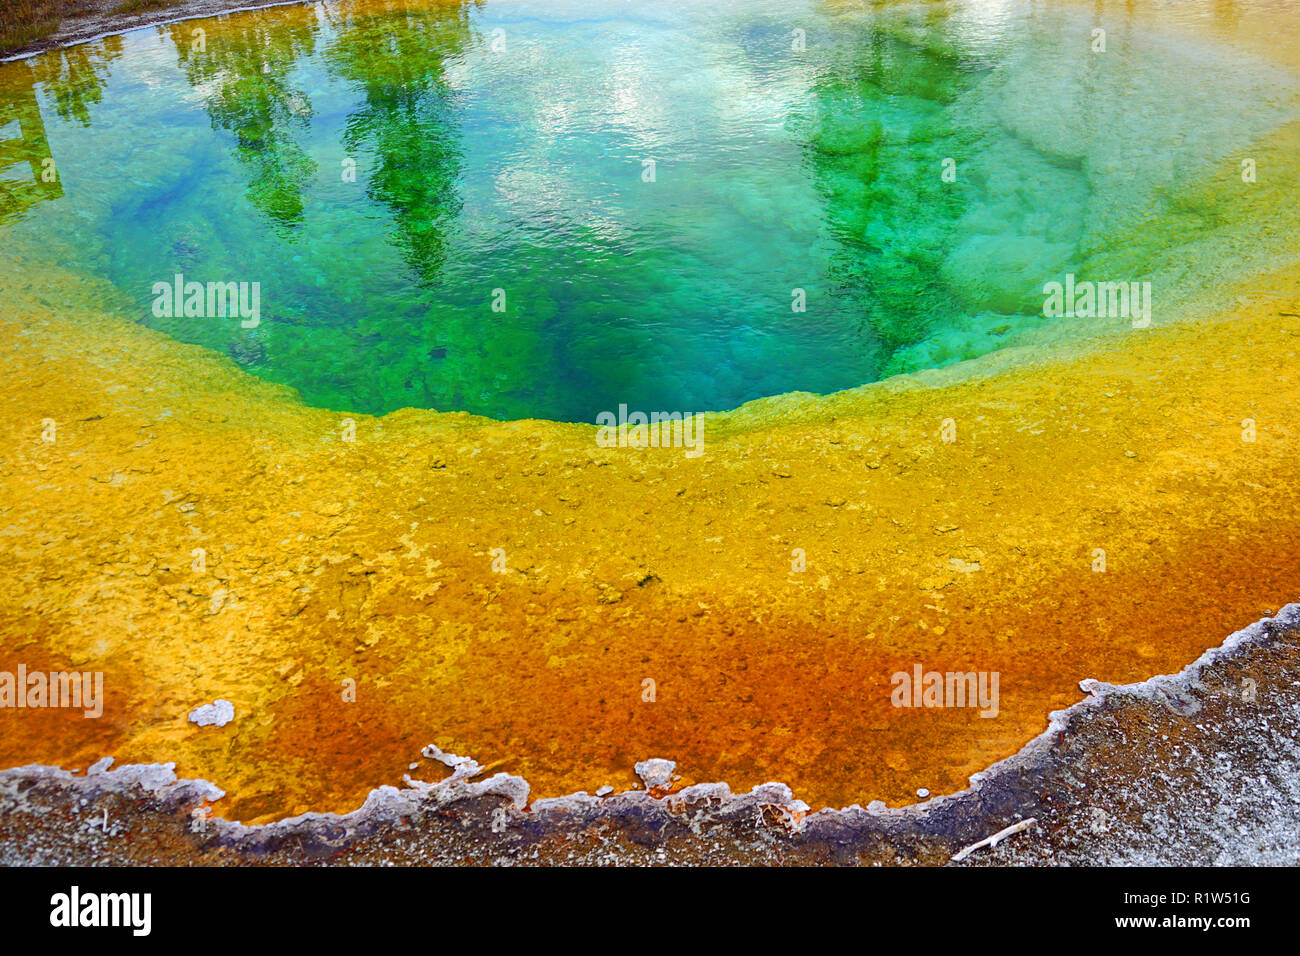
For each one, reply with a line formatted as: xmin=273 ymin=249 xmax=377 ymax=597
xmin=951 ymin=817 xmax=1037 ymax=863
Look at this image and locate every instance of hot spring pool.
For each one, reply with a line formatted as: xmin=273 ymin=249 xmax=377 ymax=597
xmin=1 ymin=0 xmax=1295 ymax=421
xmin=4 ymin=1 xmax=1300 ymax=826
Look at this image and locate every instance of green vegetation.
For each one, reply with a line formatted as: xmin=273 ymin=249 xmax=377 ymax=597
xmin=0 ymin=1 xmax=179 ymax=56
xmin=0 ymin=1 xmax=68 ymax=53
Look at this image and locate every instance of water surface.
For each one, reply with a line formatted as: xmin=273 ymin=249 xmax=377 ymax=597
xmin=0 ymin=0 xmax=1295 ymax=421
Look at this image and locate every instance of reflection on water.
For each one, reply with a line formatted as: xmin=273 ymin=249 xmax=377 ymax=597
xmin=0 ymin=0 xmax=1297 ymax=420
xmin=0 ymin=72 xmax=62 ymax=225
xmin=325 ymin=0 xmax=472 ymax=282
xmin=809 ymin=23 xmax=979 ymax=359
xmin=167 ymin=7 xmax=319 ymax=228
xmin=29 ymin=37 xmax=122 ymax=127
xmin=0 ymin=38 xmax=124 ymax=226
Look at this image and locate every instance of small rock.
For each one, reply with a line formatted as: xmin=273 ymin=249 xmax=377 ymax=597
xmin=189 ymin=699 xmax=235 ymax=727
xmin=634 ymin=758 xmax=676 ymax=790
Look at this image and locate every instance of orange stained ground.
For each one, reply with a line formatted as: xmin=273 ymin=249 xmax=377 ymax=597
xmin=2 ymin=0 xmax=1300 ymax=825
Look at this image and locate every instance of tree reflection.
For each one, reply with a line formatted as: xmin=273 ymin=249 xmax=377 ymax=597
xmin=167 ymin=6 xmax=320 ymax=228
xmin=0 ymin=73 xmax=59 ymax=224
xmin=1 ymin=37 xmax=123 ymax=223
xmin=323 ymin=0 xmax=474 ymax=284
xmin=27 ymin=34 xmax=122 ymax=126
xmin=805 ymin=20 xmax=976 ymax=360
xmin=0 ymin=35 xmax=123 ymax=225
xmin=806 ymin=27 xmax=977 ymax=366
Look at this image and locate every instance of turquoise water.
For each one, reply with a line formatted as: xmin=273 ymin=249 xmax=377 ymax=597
xmin=0 ymin=0 xmax=1295 ymax=421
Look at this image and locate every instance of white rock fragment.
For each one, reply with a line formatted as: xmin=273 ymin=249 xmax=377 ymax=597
xmin=189 ymin=699 xmax=235 ymax=727
xmin=595 ymin=785 xmax=613 ymax=797
xmin=421 ymin=743 xmax=481 ymax=778
xmin=87 ymin=757 xmax=114 ymax=776
xmin=917 ymin=788 xmax=930 ymax=798
xmin=634 ymin=758 xmax=676 ymax=790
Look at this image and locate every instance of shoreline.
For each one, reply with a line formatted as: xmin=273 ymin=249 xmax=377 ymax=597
xmin=6 ymin=603 xmax=1297 ymax=865
xmin=1 ymin=0 xmax=314 ymax=62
